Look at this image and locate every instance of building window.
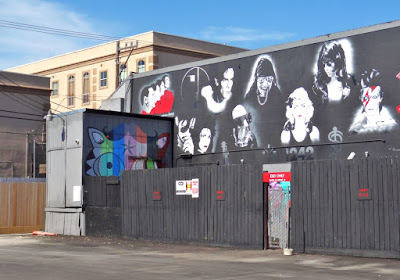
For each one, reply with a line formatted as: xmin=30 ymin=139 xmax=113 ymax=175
xmin=82 ymin=72 xmax=90 ymax=104
xmin=100 ymin=71 xmax=107 ymax=87
xmin=52 ymin=81 xmax=58 ymax=96
xmin=120 ymin=64 xmax=127 ymax=84
xmin=68 ymin=75 xmax=75 ymax=106
xmin=138 ymin=60 xmax=145 ymax=73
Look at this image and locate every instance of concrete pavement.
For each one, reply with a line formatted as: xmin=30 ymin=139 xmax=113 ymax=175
xmin=0 ymin=234 xmax=399 ymax=279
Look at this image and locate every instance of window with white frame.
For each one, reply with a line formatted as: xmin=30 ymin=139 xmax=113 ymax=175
xmin=100 ymin=71 xmax=107 ymax=87
xmin=138 ymin=60 xmax=145 ymax=73
xmin=52 ymin=81 xmax=59 ymax=96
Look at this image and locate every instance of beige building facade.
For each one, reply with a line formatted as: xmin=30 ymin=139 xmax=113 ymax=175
xmin=8 ymin=31 xmax=246 ymax=113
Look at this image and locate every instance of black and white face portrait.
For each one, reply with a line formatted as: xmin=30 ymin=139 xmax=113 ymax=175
xmin=198 ymin=128 xmax=211 ymax=154
xmin=232 ymin=105 xmax=254 ymax=147
xmin=164 ymin=76 xmax=171 ymax=89
xmin=313 ymin=39 xmax=354 ymax=103
xmin=361 ymin=86 xmax=382 ymax=117
xmin=349 ymin=69 xmax=398 ymax=134
xmin=145 ymin=87 xmax=159 ymax=109
xmin=257 ymin=76 xmax=274 ymax=97
xmin=245 ymin=55 xmax=279 ymax=104
xmin=220 ymin=68 xmax=234 ymax=100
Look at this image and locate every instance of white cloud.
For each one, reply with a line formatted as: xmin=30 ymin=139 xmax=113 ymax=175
xmin=201 ymin=26 xmax=295 ymax=44
xmin=0 ymin=0 xmax=103 ymax=69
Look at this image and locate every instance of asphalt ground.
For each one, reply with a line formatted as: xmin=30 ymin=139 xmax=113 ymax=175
xmin=0 ymin=234 xmax=399 ymax=280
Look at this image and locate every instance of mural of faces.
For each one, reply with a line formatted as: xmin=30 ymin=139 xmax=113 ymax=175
xmin=140 ymin=75 xmax=174 ymax=115
xmin=349 ymin=69 xmax=398 ymax=133
xmin=201 ymin=67 xmax=234 ymax=114
xmin=131 ymin=27 xmax=400 ymax=162
xmin=220 ymin=68 xmax=234 ymax=99
xmin=257 ymin=76 xmax=274 ymax=97
xmin=198 ymin=128 xmax=212 ymax=154
xmin=175 ymin=116 xmax=195 ymax=154
xmin=232 ymin=105 xmax=256 ymax=148
xmin=313 ymin=40 xmax=351 ymax=103
xmin=281 ymin=88 xmax=320 ymax=144
xmin=245 ymin=55 xmax=280 ymax=106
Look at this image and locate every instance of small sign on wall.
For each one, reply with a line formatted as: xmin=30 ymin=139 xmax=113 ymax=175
xmin=153 ymin=191 xmax=161 ymax=201
xmin=176 ymin=179 xmax=199 ymax=198
xmin=216 ymin=190 xmax=225 ymax=201
xmin=192 ymin=178 xmax=199 ymax=198
xmin=72 ymin=185 xmax=82 ymax=203
xmin=263 ymin=172 xmax=292 ymax=182
xmin=357 ymin=188 xmax=372 ymax=200
xmin=176 ymin=180 xmax=187 ymax=195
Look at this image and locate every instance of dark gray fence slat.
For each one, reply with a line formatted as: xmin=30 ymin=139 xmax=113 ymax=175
xmin=372 ymin=158 xmax=380 ymax=250
xmin=386 ymin=158 xmax=396 ymax=252
xmin=336 ymin=160 xmax=346 ymax=248
xmin=393 ymin=158 xmax=400 ymax=252
xmin=332 ymin=160 xmax=338 ymax=249
xmin=377 ymin=158 xmax=385 ymax=251
xmin=382 ymin=158 xmax=390 ymax=251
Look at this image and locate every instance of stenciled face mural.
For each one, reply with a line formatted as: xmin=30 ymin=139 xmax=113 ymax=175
xmin=312 ymin=40 xmax=353 ymax=104
xmin=281 ymin=88 xmax=320 ymax=145
xmin=131 ymin=26 xmax=400 ymax=163
xmin=85 ymin=123 xmax=171 ymax=176
xmin=349 ymin=69 xmax=398 ymax=134
xmin=140 ymin=75 xmax=174 ymax=116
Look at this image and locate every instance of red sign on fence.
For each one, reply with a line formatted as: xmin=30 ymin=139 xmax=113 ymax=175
xmin=263 ymin=172 xmax=291 ymax=183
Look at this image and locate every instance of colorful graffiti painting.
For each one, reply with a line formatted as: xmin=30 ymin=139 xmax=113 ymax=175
xmin=86 ymin=124 xmax=170 ymax=176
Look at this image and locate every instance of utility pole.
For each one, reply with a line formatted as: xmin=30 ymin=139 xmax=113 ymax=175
xmin=116 ymin=40 xmax=138 ymax=88
xmin=115 ymin=40 xmax=120 ymax=90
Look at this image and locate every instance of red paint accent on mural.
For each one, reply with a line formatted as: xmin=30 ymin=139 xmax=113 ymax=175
xmin=396 ymin=105 xmax=400 ymax=114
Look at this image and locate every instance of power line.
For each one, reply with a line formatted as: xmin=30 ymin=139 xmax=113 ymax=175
xmin=0 ymin=20 xmax=152 ymax=46
xmin=0 ymin=108 xmax=44 ymax=117
xmin=1 ymin=91 xmax=46 ymax=114
xmin=0 ymin=130 xmax=43 ymax=136
xmin=0 ymin=115 xmax=44 ymax=122
xmin=0 ymin=72 xmax=20 ymax=87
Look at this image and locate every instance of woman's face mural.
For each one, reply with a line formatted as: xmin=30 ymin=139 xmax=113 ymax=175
xmin=198 ymin=128 xmax=211 ymax=153
xmin=324 ymin=60 xmax=336 ymax=78
xmin=291 ymin=98 xmax=307 ymax=123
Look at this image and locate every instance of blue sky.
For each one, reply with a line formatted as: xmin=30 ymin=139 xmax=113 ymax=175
xmin=0 ymin=0 xmax=399 ymax=69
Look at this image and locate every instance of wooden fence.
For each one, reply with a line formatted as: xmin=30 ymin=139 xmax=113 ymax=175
xmin=121 ymin=164 xmax=264 ymax=248
xmin=291 ymin=157 xmax=400 ymax=258
xmin=0 ymin=182 xmax=46 ymax=234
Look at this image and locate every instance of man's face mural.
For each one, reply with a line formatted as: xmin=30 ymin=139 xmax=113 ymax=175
xmin=198 ymin=128 xmax=211 ymax=153
xmin=257 ymin=76 xmax=274 ymax=96
xmin=362 ymin=86 xmax=382 ymax=117
xmin=164 ymin=76 xmax=171 ymax=89
xmin=220 ymin=68 xmax=234 ymax=99
xmin=146 ymin=87 xmax=158 ymax=108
